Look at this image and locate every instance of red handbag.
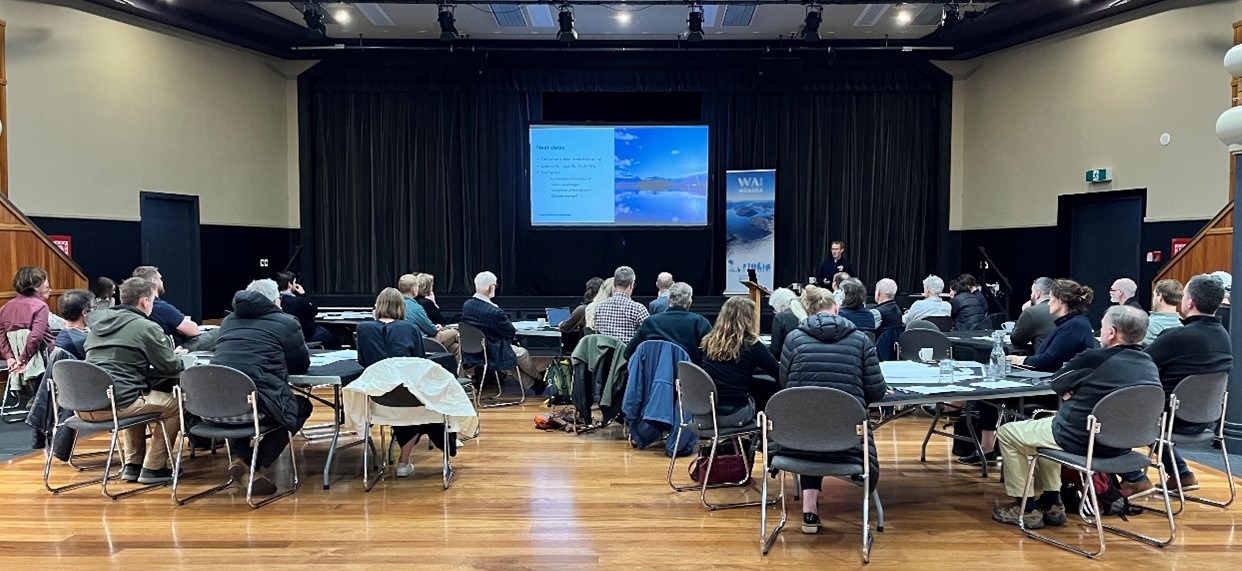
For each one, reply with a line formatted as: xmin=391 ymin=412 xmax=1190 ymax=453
xmin=688 ymin=443 xmax=750 ymax=485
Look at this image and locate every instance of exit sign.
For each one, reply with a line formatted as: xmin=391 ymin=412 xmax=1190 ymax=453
xmin=1085 ymin=168 xmax=1112 ymax=183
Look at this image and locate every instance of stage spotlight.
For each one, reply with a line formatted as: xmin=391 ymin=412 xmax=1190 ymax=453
xmin=557 ymin=5 xmax=577 ymax=42
xmin=302 ymin=4 xmax=326 ymax=37
xmin=798 ymin=5 xmax=823 ymax=42
xmin=438 ymin=3 xmax=459 ymax=42
xmin=685 ymin=4 xmax=705 ymax=41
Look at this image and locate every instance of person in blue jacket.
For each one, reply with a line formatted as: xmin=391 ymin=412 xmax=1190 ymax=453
xmin=1009 ymin=279 xmax=1096 ymax=372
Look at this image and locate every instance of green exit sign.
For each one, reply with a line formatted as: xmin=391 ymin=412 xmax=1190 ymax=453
xmin=1085 ymin=168 xmax=1112 ymax=183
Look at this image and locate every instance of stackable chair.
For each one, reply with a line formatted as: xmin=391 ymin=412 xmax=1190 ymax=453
xmin=759 ymin=386 xmax=883 ymax=563
xmin=43 ymin=360 xmax=172 ymax=499
xmin=1016 ymin=384 xmax=1175 ymax=558
xmin=1163 ymin=372 xmax=1233 ymax=511
xmin=171 ymin=365 xmax=299 ymax=509
xmin=360 ymin=385 xmax=455 ymax=491
xmin=457 ymin=323 xmax=524 ymax=408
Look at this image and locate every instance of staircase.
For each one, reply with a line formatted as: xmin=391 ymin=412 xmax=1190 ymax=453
xmin=0 ymin=192 xmax=89 ymax=309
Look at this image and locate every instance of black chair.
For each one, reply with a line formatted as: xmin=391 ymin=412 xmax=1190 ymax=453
xmin=171 ymin=365 xmax=299 ymax=508
xmin=1163 ymin=372 xmax=1233 ymax=511
xmin=44 ymin=360 xmax=172 ymax=499
xmin=1017 ymin=384 xmax=1175 ymax=558
xmin=759 ymin=386 xmax=883 ymax=562
xmin=985 ymin=313 xmax=1008 ymax=331
xmin=361 ymin=383 xmax=455 ymax=491
xmin=925 ymin=316 xmax=954 ymax=332
xmin=457 ymin=323 xmax=524 ymax=408
xmin=895 ymin=329 xmax=952 ymax=362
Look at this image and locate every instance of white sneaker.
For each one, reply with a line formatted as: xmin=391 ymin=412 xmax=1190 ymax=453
xmin=395 ymin=462 xmax=415 ymax=477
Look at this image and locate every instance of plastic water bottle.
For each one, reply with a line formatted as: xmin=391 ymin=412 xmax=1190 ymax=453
xmin=938 ymin=359 xmax=954 ymax=384
xmin=989 ymin=330 xmax=1008 ymax=380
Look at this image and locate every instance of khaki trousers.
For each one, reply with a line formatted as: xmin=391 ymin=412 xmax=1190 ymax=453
xmin=997 ymin=416 xmax=1062 ymax=498
xmin=77 ymin=390 xmax=178 ymax=470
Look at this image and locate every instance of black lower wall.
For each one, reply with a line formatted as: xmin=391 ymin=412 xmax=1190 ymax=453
xmin=30 ymin=216 xmax=297 ymax=321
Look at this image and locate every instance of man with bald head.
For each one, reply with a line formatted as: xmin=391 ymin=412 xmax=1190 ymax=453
xmin=649 ymin=272 xmax=674 ymax=315
xmin=1110 ymin=277 xmax=1142 ymax=310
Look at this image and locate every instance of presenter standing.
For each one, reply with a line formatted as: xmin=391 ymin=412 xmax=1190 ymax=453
xmin=818 ymin=240 xmax=855 ymax=284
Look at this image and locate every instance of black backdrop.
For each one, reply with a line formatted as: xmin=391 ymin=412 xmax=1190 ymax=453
xmin=301 ymin=52 xmax=946 ymax=298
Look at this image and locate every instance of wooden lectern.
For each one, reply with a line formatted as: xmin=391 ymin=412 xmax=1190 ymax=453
xmin=740 ymin=280 xmax=771 ymax=334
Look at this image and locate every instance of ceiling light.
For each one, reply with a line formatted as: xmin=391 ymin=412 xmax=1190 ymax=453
xmin=896 ymin=11 xmax=911 ymax=25
xmin=334 ymin=9 xmax=351 ymax=24
xmin=557 ymin=5 xmax=577 ymax=42
xmin=302 ymin=4 xmax=326 ymax=37
xmin=799 ymin=5 xmax=823 ymax=42
xmin=616 ymin=13 xmax=632 ymax=24
xmin=686 ymin=4 xmax=705 ymax=41
xmin=438 ymin=2 xmax=459 ymax=42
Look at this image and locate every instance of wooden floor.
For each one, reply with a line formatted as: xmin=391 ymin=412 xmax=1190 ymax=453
xmin=1 ymin=399 xmax=1240 ymax=569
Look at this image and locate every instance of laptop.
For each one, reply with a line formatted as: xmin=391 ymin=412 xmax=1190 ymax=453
xmin=545 ymin=307 xmax=572 ymax=328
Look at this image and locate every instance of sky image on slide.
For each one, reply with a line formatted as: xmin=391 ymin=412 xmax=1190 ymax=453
xmin=613 ymin=126 xmax=709 ymax=225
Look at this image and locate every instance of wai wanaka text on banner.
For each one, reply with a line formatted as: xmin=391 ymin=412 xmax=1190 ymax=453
xmin=723 ymin=169 xmax=776 ymax=294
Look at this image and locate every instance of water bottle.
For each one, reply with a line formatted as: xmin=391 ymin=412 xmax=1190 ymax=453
xmin=938 ymin=359 xmax=954 ymax=384
xmin=989 ymin=330 xmax=1008 ymax=380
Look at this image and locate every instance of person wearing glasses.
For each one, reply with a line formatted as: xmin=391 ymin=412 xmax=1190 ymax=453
xmin=53 ymin=289 xmax=95 ymax=360
xmin=0 ymin=267 xmax=55 ymax=376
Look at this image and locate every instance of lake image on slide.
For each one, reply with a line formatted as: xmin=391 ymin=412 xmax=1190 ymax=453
xmin=613 ymin=126 xmax=709 ymax=225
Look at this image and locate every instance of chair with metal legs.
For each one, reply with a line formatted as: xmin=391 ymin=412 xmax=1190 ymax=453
xmin=171 ymin=365 xmax=299 ymax=509
xmin=457 ymin=323 xmax=524 ymax=408
xmin=1163 ymin=372 xmax=1233 ymax=511
xmin=1016 ymin=384 xmax=1176 ymax=558
xmin=361 ymin=385 xmax=456 ymax=491
xmin=423 ymin=337 xmax=476 ymax=402
xmin=666 ymin=362 xmax=767 ymax=510
xmin=43 ymin=360 xmax=172 ymax=499
xmin=759 ymin=386 xmax=883 ymax=563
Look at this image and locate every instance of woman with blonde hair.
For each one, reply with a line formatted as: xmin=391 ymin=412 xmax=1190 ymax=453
xmin=700 ymin=296 xmax=780 ymax=426
xmin=584 ymin=277 xmax=615 ymax=332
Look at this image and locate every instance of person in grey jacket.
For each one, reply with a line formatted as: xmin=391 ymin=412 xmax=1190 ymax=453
xmin=1011 ymin=277 xmax=1056 ymax=352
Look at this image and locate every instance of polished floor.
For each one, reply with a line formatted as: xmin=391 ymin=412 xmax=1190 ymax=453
xmin=1 ymin=399 xmax=1239 ymax=569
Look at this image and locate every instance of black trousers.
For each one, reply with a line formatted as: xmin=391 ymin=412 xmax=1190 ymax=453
xmin=393 ymin=424 xmax=458 ymax=457
xmin=231 ymin=396 xmax=314 ymax=469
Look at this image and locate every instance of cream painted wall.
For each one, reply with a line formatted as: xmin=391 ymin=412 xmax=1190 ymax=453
xmin=944 ymin=0 xmax=1241 ymax=230
xmin=2 ymin=0 xmax=297 ymax=228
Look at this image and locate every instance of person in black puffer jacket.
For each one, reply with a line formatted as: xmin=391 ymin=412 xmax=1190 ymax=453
xmin=948 ymin=279 xmax=987 ymax=331
xmin=777 ymin=285 xmax=886 ymax=535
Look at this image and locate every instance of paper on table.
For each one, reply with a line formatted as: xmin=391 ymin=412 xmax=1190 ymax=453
xmin=973 ymin=380 xmax=1029 ymax=389
xmin=904 ymin=385 xmax=973 ymax=395
xmin=880 ymin=361 xmax=940 ymax=379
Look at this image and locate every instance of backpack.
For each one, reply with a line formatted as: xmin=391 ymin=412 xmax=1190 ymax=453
xmin=542 ymin=358 xmax=574 ymax=406
xmin=1061 ymin=467 xmax=1143 ymax=518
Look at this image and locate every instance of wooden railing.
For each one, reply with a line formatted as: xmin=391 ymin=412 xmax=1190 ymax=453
xmin=0 ymin=191 xmax=89 ymax=309
xmin=1153 ymin=201 xmax=1233 ymax=287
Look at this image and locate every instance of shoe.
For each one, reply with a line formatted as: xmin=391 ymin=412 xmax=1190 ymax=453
xmin=958 ymin=451 xmax=1000 ymax=466
xmin=992 ymin=502 xmax=1044 ymax=529
xmin=120 ymin=463 xmax=142 ymax=482
xmin=1042 ymin=503 xmax=1067 ymax=527
xmin=396 ymin=462 xmax=415 ymax=478
xmin=247 ymin=472 xmax=278 ymax=496
xmin=229 ymin=459 xmax=248 ymax=484
xmin=1119 ymin=476 xmax=1154 ymax=496
xmin=137 ymin=467 xmax=178 ymax=484
xmin=1169 ymin=472 xmax=1199 ymax=492
xmin=801 ymin=513 xmax=821 ymax=534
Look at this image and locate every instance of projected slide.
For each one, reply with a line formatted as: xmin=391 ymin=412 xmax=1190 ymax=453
xmin=530 ymin=125 xmax=709 ymax=227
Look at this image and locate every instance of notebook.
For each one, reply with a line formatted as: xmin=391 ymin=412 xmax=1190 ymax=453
xmin=545 ymin=307 xmax=572 ymax=328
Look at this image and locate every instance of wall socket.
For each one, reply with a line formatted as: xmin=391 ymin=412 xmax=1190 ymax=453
xmin=259 ymin=259 xmax=269 ymax=267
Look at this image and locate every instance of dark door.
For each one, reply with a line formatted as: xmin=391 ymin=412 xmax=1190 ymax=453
xmin=1062 ymin=191 xmax=1145 ymax=328
xmin=140 ymin=192 xmax=201 ymax=321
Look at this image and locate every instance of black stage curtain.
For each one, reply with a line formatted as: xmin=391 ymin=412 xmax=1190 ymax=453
xmin=306 ymin=57 xmax=941 ymax=296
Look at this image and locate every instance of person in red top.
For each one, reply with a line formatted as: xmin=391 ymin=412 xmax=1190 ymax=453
xmin=0 ymin=267 xmax=54 ymax=375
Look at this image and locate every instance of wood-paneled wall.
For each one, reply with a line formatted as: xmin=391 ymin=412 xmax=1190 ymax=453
xmin=0 ymin=193 xmax=88 ymax=310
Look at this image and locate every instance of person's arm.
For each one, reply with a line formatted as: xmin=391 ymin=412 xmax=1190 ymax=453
xmin=1048 ymin=350 xmax=1098 ymax=395
xmin=860 ymin=338 xmax=886 ymax=404
xmin=175 ymin=318 xmax=201 ymax=338
xmin=1143 ymin=332 xmax=1176 ymax=369
xmin=1009 ymin=309 xmax=1038 ymax=347
xmin=421 ymin=298 xmax=446 ymax=326
xmin=21 ymin=304 xmax=51 ymax=365
xmin=559 ymin=304 xmax=586 ymax=333
xmin=142 ymin=324 xmax=185 ymax=378
xmin=623 ymin=322 xmax=647 ymax=360
xmin=407 ymin=303 xmax=437 ymax=336
xmin=751 ymin=340 xmax=780 ymax=378
xmin=283 ymin=320 xmax=311 ymax=375
xmin=778 ymin=336 xmax=796 ymax=388
xmin=401 ymin=323 xmax=425 ymax=358
xmin=495 ymin=308 xmax=517 ymax=340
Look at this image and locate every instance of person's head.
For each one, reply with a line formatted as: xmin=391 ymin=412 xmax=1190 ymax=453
xmin=1152 ymin=279 xmax=1183 ymax=312
xmin=839 ymin=278 xmax=867 ymax=309
xmin=593 ymin=278 xmax=615 ymax=304
xmin=1100 ymin=305 xmax=1148 ymax=348
xmin=922 ymin=275 xmax=944 ymax=298
xmin=119 ymin=277 xmax=158 ymax=315
xmin=874 ymin=278 xmax=897 ymax=303
xmin=655 ymin=272 xmax=674 ymax=293
xmin=831 ymin=272 xmax=850 ymax=291
xmin=1031 ymin=277 xmax=1055 ymax=303
xmin=398 ymin=273 xmax=419 ymax=296
xmin=948 ymin=279 xmax=971 ymax=298
xmin=1183 ymin=273 xmax=1226 ymax=317
xmin=956 ymin=273 xmax=978 ymax=290
xmin=474 ymin=271 xmax=498 ymax=298
xmin=416 ymin=273 xmax=436 ymax=297
xmin=831 ymin=240 xmax=845 ymax=259
xmin=667 ymin=282 xmax=693 ymax=309
xmin=769 ymin=287 xmax=797 ymax=313
xmin=245 ymin=279 xmax=281 ymax=306
xmin=582 ymin=277 xmax=604 ymax=304
xmin=275 ymin=271 xmax=298 ymax=293
xmin=1210 ymin=271 xmax=1232 ymax=304
xmin=613 ymin=266 xmax=636 ymax=293
xmin=12 ymin=266 xmax=49 ymax=299
xmin=57 ymin=289 xmax=94 ymax=324
xmin=89 ymin=276 xmax=115 ymax=301
xmin=802 ymin=284 xmax=838 ymax=315
xmin=1048 ymin=279 xmax=1093 ymax=317
xmin=373 ymin=287 xmax=406 ymax=320
xmin=701 ymin=296 xmax=758 ymax=362
xmin=1109 ymin=277 xmax=1138 ymax=304
xmin=132 ymin=266 xmax=165 ymax=296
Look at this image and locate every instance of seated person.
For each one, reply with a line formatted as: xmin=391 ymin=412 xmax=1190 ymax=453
xmin=836 ymin=278 xmax=876 ymax=332
xmin=208 ymin=279 xmax=312 ymax=495
xmin=584 ymin=277 xmax=615 ymax=332
xmin=358 ymin=287 xmax=451 ymax=478
xmin=869 ymin=278 xmax=903 ymax=361
xmin=460 ymin=271 xmax=544 ymax=390
xmin=275 ymin=271 xmax=339 ymax=349
xmin=1143 ymin=279 xmax=1183 ymax=345
xmin=1211 ymin=270 xmax=1231 ymax=331
xmin=132 ymin=266 xmax=219 ymax=352
xmin=700 ymin=296 xmax=780 ymax=426
xmin=413 ymin=273 xmax=447 ymax=325
xmin=559 ymin=277 xmax=604 ymax=334
xmin=991 ymin=305 xmax=1159 ymax=529
xmin=649 ymin=272 xmax=674 ymax=315
xmin=1008 ymin=279 xmax=1095 ymax=372
xmin=778 ymin=285 xmax=885 ymax=535
xmin=948 ymin=278 xmax=987 ymax=331
xmin=81 ymin=277 xmax=184 ymax=484
xmin=831 ymin=271 xmax=850 ymax=306
xmin=54 ymin=289 xmax=94 ymax=360
xmin=1 ymin=267 xmax=55 ymax=376
xmin=1011 ymin=277 xmax=1056 ymax=353
xmin=399 ymin=273 xmax=460 ymax=359
xmin=1110 ymin=277 xmax=1143 ymax=310
xmin=903 ymin=275 xmax=951 ymax=325
xmin=594 ymin=266 xmax=650 ymax=341
xmin=89 ymin=276 xmax=116 ymax=325
xmin=624 ymin=282 xmax=713 ymax=363
xmin=768 ymin=288 xmax=801 ymax=360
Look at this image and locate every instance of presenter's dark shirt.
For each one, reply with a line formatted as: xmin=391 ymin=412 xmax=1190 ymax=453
xmin=819 ymin=257 xmax=856 ymax=284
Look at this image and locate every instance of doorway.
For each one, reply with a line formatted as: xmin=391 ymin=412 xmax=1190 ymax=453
xmin=140 ymin=192 xmax=201 ymax=321
xmin=1058 ymin=189 xmax=1146 ymax=328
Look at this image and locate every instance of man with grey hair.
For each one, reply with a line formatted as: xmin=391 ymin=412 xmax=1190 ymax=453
xmin=206 ymin=278 xmax=312 ymax=496
xmin=1211 ymin=270 xmax=1231 ymax=331
xmin=1110 ymin=277 xmax=1143 ymax=310
xmin=870 ymin=278 xmax=903 ymax=360
xmin=461 ymin=271 xmax=545 ymax=391
xmin=902 ymin=275 xmax=951 ymax=325
xmin=992 ymin=304 xmax=1160 ymax=529
xmin=624 ymin=282 xmax=712 ymax=363
xmin=595 ymin=265 xmax=650 ymax=341
xmin=649 ymin=272 xmax=675 ymax=315
xmin=1011 ymin=277 xmax=1057 ymax=352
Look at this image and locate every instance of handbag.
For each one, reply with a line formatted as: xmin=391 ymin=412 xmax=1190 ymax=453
xmin=688 ymin=441 xmax=750 ymax=485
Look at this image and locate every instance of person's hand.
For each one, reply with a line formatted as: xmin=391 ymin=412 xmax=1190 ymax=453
xmin=435 ymin=324 xmax=444 ymax=332
xmin=1062 ymin=391 xmax=1074 ymax=401
xmin=11 ymin=362 xmax=26 ymax=375
xmin=427 ymin=292 xmax=436 ymax=303
xmin=1020 ymin=300 xmax=1032 ymax=311
xmin=174 ymin=347 xmax=189 ymax=355
xmin=5 ymin=358 xmax=16 ymax=371
xmin=1006 ymin=355 xmax=1025 ymax=366
xmin=293 ymin=283 xmax=305 ymax=295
